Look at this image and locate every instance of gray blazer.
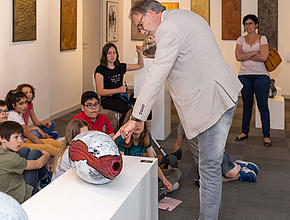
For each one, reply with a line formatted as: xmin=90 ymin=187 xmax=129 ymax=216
xmin=132 ymin=9 xmax=242 ymax=139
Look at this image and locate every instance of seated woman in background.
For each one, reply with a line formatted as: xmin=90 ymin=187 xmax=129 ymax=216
xmin=115 ymin=111 xmax=181 ymax=198
xmin=52 ymin=119 xmax=90 ymax=181
xmin=16 ymin=84 xmax=58 ymax=139
xmin=5 ymin=90 xmax=62 ymax=156
xmin=94 ymin=43 xmax=144 ymax=125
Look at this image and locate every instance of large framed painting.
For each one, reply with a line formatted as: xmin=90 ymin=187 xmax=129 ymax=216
xmin=13 ymin=0 xmax=36 ymax=42
xmin=60 ymin=0 xmax=77 ymax=51
xmin=106 ymin=1 xmax=118 ymax=42
xmin=161 ymin=2 xmax=179 ymax=10
xmin=258 ymin=0 xmax=278 ymax=50
xmin=222 ymin=0 xmax=241 ymax=40
xmin=191 ymin=0 xmax=210 ymax=25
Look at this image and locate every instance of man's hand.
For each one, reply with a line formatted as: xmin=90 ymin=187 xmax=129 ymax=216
xmin=113 ymin=120 xmax=137 ymax=143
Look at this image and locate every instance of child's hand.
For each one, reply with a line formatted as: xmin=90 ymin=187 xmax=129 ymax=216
xmin=136 ymin=45 xmax=143 ymax=54
xmin=43 ymin=121 xmax=52 ymax=128
xmin=162 ymin=179 xmax=172 ymax=192
xmin=117 ymin=86 xmax=127 ymax=94
xmin=40 ymin=150 xmax=50 ymax=161
xmin=38 ymin=129 xmax=48 ymax=139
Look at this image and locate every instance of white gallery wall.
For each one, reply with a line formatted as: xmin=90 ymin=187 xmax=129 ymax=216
xmin=48 ymin=0 xmax=83 ymax=119
xmin=0 ymin=1 xmax=51 ymax=120
xmin=0 ymin=0 xmax=83 ymax=121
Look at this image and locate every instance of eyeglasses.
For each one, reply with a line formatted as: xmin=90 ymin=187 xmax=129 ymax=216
xmin=84 ymin=103 xmax=100 ymax=109
xmin=244 ymin=22 xmax=254 ymax=26
xmin=137 ymin=16 xmax=144 ymax=32
xmin=0 ymin=109 xmax=8 ymax=114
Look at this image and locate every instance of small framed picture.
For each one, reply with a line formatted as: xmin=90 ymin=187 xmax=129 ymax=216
xmin=106 ymin=1 xmax=118 ymax=42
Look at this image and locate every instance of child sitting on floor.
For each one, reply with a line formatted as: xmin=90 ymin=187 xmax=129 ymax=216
xmin=16 ymin=84 xmax=58 ymax=139
xmin=0 ymin=121 xmax=51 ymax=204
xmin=5 ymin=90 xmax=62 ymax=156
xmin=172 ymin=123 xmax=259 ymax=184
xmin=0 ymin=100 xmax=8 ymax=123
xmin=51 ymin=119 xmax=90 ymax=181
xmin=115 ymin=112 xmax=181 ymax=197
xmin=71 ymin=91 xmax=114 ymax=137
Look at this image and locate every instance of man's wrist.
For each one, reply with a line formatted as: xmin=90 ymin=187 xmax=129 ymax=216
xmin=130 ymin=115 xmax=141 ymax=122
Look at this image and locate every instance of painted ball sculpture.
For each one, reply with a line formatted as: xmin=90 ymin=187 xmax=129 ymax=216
xmin=69 ymin=130 xmax=123 ymax=184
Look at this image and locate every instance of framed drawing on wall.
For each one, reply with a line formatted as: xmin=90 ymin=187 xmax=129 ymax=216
xmin=13 ymin=0 xmax=36 ymax=42
xmin=106 ymin=1 xmax=118 ymax=42
xmin=60 ymin=0 xmax=77 ymax=51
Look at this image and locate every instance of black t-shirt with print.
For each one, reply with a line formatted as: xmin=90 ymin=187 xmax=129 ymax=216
xmin=95 ymin=63 xmax=127 ymax=90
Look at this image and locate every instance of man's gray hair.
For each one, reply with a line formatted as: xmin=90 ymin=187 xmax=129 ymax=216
xmin=129 ymin=0 xmax=166 ymax=19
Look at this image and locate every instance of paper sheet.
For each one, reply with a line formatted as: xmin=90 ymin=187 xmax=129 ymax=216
xmin=158 ymin=197 xmax=182 ymax=212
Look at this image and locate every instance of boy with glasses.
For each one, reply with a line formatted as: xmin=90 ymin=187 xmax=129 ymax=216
xmin=71 ymin=91 xmax=114 ymax=137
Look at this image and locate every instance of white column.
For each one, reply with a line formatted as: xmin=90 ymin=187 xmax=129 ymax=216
xmin=134 ymin=58 xmax=171 ymax=140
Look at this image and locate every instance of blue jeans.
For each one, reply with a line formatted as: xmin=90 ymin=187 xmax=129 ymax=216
xmin=17 ymin=147 xmax=48 ymax=195
xmin=30 ymin=121 xmax=56 ymax=138
xmin=221 ymin=151 xmax=235 ymax=177
xmin=238 ymin=75 xmax=270 ymax=138
xmin=198 ymin=102 xmax=237 ymax=220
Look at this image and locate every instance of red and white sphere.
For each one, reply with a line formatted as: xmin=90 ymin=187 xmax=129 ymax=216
xmin=69 ymin=130 xmax=123 ymax=184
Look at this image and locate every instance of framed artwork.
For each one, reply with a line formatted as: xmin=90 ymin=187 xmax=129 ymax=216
xmin=191 ymin=0 xmax=210 ymax=25
xmin=222 ymin=0 xmax=241 ymax=40
xmin=13 ymin=0 xmax=36 ymax=42
xmin=258 ymin=0 xmax=278 ymax=50
xmin=60 ymin=0 xmax=77 ymax=51
xmin=106 ymin=1 xmax=118 ymax=42
xmin=161 ymin=2 xmax=179 ymax=10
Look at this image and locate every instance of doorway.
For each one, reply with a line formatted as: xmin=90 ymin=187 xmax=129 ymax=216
xmin=82 ymin=0 xmax=101 ymax=92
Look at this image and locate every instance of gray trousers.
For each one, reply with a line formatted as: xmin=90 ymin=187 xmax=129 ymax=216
xmin=158 ymin=168 xmax=182 ymax=197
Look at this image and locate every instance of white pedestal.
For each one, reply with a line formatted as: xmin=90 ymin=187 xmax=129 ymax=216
xmin=134 ymin=58 xmax=171 ymax=140
xmin=255 ymin=96 xmax=285 ymax=130
xmin=22 ymin=156 xmax=158 ymax=220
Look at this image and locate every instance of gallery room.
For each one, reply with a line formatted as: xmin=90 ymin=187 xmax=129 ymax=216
xmin=0 ymin=0 xmax=290 ymax=219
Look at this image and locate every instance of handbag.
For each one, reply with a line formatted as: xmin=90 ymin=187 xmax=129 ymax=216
xmin=265 ymin=48 xmax=282 ymax=72
xmin=258 ymin=36 xmax=282 ymax=72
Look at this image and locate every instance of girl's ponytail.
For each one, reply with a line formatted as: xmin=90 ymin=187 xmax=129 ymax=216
xmin=5 ymin=90 xmax=27 ymax=111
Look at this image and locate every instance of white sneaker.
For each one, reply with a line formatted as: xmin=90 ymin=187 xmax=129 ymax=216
xmin=172 ymin=182 xmax=179 ymax=191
